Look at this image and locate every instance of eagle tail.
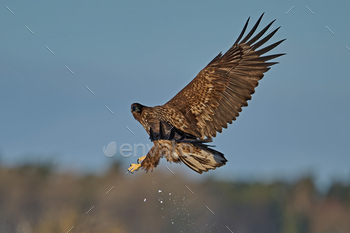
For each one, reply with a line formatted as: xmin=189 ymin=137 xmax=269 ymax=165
xmin=177 ymin=142 xmax=227 ymax=174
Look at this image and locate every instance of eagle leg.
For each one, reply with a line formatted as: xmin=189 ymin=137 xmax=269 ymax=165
xmin=128 ymin=163 xmax=141 ymax=173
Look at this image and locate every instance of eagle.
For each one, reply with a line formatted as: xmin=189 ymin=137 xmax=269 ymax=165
xmin=128 ymin=13 xmax=285 ymax=174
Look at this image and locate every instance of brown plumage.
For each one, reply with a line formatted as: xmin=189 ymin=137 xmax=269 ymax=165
xmin=136 ymin=122 xmax=227 ymax=174
xmin=140 ymin=139 xmax=227 ymax=174
xmin=129 ymin=13 xmax=285 ymax=174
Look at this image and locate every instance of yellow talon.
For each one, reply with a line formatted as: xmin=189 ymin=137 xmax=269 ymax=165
xmin=128 ymin=163 xmax=141 ymax=173
xmin=137 ymin=155 xmax=147 ymax=163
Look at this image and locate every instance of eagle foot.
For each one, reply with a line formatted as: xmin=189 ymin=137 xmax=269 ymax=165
xmin=128 ymin=163 xmax=141 ymax=173
xmin=137 ymin=155 xmax=147 ymax=163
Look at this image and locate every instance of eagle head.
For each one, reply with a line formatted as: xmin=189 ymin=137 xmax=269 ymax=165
xmin=130 ymin=103 xmax=145 ymax=121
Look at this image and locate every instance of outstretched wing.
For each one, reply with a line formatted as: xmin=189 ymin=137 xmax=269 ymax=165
xmin=163 ymin=13 xmax=285 ymax=139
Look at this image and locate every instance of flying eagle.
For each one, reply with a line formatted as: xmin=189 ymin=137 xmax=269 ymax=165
xmin=128 ymin=14 xmax=285 ymax=174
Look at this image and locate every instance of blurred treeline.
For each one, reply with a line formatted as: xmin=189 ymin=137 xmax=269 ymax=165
xmin=0 ymin=162 xmax=349 ymax=233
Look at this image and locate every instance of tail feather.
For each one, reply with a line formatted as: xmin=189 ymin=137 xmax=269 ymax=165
xmin=178 ymin=142 xmax=227 ymax=174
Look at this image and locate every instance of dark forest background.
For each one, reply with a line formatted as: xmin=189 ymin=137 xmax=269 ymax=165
xmin=0 ymin=162 xmax=349 ymax=233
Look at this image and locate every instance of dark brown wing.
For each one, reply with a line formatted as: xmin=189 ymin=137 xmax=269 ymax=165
xmin=163 ymin=13 xmax=285 ymax=139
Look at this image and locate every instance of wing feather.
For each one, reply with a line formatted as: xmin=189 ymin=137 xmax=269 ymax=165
xmin=162 ymin=14 xmax=285 ymax=139
xmin=240 ymin=13 xmax=264 ymax=44
xmin=246 ymin=20 xmax=275 ymax=46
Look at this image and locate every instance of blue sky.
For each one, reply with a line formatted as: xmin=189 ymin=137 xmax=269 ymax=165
xmin=1 ymin=0 xmax=349 ymax=189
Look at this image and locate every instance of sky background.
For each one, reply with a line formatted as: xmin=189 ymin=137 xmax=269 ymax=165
xmin=1 ymin=0 xmax=349 ymax=190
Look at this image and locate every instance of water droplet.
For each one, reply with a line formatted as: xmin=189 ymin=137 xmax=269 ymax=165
xmin=158 ymin=190 xmax=162 ymax=193
xmin=144 ymin=198 xmax=147 ymax=202
xmin=169 ymin=193 xmax=171 ymax=195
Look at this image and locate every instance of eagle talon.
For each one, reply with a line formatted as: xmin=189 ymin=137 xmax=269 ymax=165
xmin=137 ymin=155 xmax=147 ymax=163
xmin=128 ymin=163 xmax=141 ymax=173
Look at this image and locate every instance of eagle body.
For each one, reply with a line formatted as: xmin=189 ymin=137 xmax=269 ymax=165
xmin=140 ymin=139 xmax=227 ymax=174
xmin=131 ymin=104 xmax=200 ymax=140
xmin=130 ymin=122 xmax=227 ymax=174
xmin=128 ymin=13 xmax=285 ymax=174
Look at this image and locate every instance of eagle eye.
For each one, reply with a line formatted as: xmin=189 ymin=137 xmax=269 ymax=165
xmin=131 ymin=105 xmax=141 ymax=113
